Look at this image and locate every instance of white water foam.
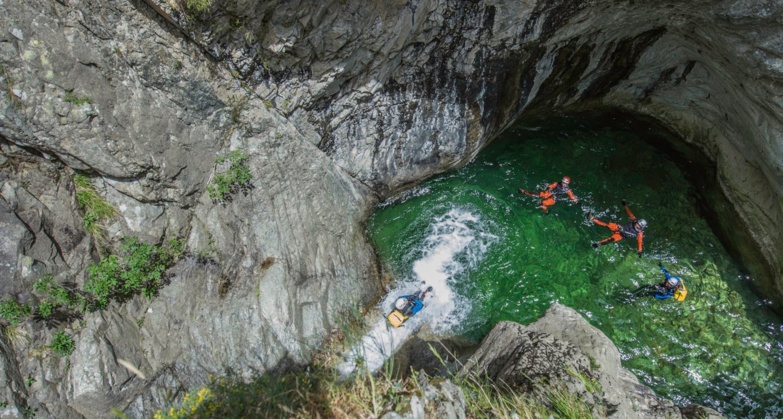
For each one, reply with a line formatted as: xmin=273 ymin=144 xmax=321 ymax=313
xmin=337 ymin=208 xmax=497 ymax=376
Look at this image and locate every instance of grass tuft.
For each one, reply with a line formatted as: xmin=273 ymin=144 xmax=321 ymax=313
xmin=74 ymin=174 xmax=117 ymax=244
xmin=63 ymin=91 xmax=92 ymax=106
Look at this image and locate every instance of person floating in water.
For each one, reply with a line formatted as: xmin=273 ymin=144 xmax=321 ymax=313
xmin=518 ymin=176 xmax=578 ymax=212
xmin=588 ymin=200 xmax=647 ymax=257
xmin=394 ymin=286 xmax=433 ymax=317
xmin=634 ymin=263 xmax=683 ymax=299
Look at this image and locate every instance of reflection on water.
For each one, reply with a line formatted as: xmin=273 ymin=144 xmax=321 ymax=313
xmin=367 ymin=119 xmax=783 ymax=418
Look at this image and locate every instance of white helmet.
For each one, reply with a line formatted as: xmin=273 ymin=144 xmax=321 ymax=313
xmin=395 ymin=298 xmax=408 ymax=310
xmin=636 ymin=219 xmax=648 ymax=230
xmin=667 ymin=277 xmax=680 ymax=287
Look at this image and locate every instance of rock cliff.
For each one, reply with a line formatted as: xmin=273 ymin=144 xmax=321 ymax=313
xmin=1 ymin=0 xmax=781 ymax=416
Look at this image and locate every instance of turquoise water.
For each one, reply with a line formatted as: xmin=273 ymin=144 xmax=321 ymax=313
xmin=367 ymin=118 xmax=783 ymax=417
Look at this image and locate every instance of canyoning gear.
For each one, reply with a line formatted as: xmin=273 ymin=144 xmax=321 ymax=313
xmin=673 ymin=281 xmax=688 ymax=301
xmin=387 ymin=286 xmax=433 ymax=328
xmin=395 ymin=298 xmax=409 ymax=311
xmin=387 ymin=310 xmax=406 ymax=327
xmin=591 ymin=202 xmax=645 ymax=253
xmin=520 ymin=177 xmax=578 ymax=211
xmin=646 ymin=264 xmax=687 ymax=301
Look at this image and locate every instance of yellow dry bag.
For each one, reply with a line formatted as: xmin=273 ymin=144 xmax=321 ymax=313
xmin=387 ymin=310 xmax=407 ymax=327
xmin=673 ymin=281 xmax=687 ymax=302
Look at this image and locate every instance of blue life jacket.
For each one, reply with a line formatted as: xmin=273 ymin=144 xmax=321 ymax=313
xmin=400 ymin=295 xmax=424 ymax=316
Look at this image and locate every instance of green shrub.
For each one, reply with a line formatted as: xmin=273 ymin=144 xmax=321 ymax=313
xmin=207 ymin=150 xmax=252 ymax=203
xmin=0 ymin=298 xmax=31 ymax=325
xmin=185 ymin=0 xmax=213 ymax=12
xmin=37 ymin=301 xmax=54 ymax=319
xmin=84 ymin=237 xmax=182 ymax=309
xmin=33 ymin=274 xmax=88 ymax=315
xmin=85 ymin=255 xmax=121 ymax=309
xmin=119 ymin=237 xmax=167 ymax=299
xmin=50 ymin=331 xmax=75 ymax=356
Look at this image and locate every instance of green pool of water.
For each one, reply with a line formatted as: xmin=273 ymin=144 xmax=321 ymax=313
xmin=367 ymin=118 xmax=783 ymax=417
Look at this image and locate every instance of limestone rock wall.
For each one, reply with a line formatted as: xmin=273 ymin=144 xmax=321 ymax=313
xmin=1 ymin=0 xmax=782 ymax=416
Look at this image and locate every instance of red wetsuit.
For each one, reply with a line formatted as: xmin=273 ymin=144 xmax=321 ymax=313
xmin=591 ymin=203 xmax=644 ymax=254
xmin=529 ymin=181 xmax=578 ymax=211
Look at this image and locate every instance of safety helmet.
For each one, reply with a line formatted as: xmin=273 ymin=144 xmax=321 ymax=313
xmin=395 ymin=298 xmax=408 ymax=310
xmin=636 ymin=219 xmax=648 ymax=230
xmin=667 ymin=276 xmax=680 ymax=287
xmin=561 ymin=176 xmax=571 ymax=184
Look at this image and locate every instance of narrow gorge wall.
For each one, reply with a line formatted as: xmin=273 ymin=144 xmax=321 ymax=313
xmin=1 ymin=0 xmax=781 ymax=416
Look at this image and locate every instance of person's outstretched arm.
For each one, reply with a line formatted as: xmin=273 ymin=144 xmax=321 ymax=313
xmin=567 ymin=189 xmax=578 ymax=203
xmin=622 ymin=199 xmax=636 ymax=220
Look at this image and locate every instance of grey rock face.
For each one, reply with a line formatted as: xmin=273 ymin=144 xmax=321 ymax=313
xmin=2 ymin=0 xmax=381 ymax=416
xmin=1 ymin=0 xmax=781 ymax=416
xmin=460 ymin=304 xmax=720 ymax=418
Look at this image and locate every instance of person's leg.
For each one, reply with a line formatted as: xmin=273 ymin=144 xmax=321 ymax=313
xmin=540 ymin=197 xmax=555 ymax=211
xmin=595 ymin=233 xmax=622 ymax=247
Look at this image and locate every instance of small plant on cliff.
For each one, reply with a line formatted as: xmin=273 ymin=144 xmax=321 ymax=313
xmin=154 ymin=388 xmax=213 ymax=419
xmin=63 ymin=91 xmax=92 ymax=106
xmin=0 ymin=298 xmax=31 ymax=325
xmin=206 ymin=150 xmax=252 ymax=203
xmin=50 ymin=330 xmax=75 ymax=356
xmin=184 ymin=0 xmax=212 ymax=13
xmin=84 ymin=237 xmax=182 ymax=309
xmin=74 ymin=174 xmax=118 ymax=244
xmin=33 ymin=274 xmax=88 ymax=317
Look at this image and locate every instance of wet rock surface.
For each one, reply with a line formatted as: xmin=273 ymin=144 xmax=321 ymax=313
xmin=1 ymin=0 xmax=780 ymax=416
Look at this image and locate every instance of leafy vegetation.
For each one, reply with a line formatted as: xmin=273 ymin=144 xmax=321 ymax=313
xmin=84 ymin=237 xmax=182 ymax=309
xmin=0 ymin=298 xmax=31 ymax=325
xmin=50 ymin=331 xmax=75 ymax=356
xmin=74 ymin=174 xmax=118 ymax=244
xmin=206 ymin=150 xmax=252 ymax=203
xmin=185 ymin=0 xmax=213 ymax=12
xmin=154 ymin=388 xmax=212 ymax=419
xmin=0 ymin=236 xmax=184 ymax=366
xmin=33 ymin=274 xmax=88 ymax=317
